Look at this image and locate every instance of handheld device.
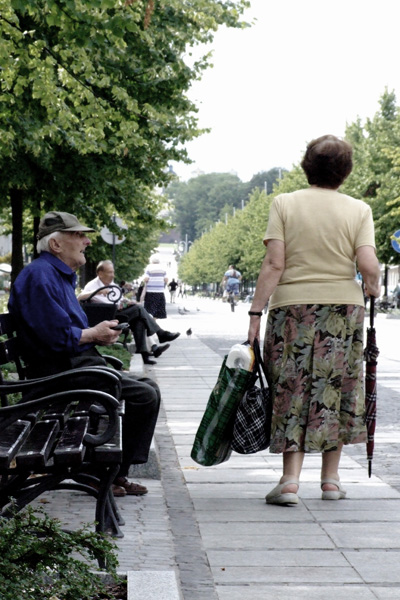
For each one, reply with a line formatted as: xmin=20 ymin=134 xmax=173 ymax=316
xmin=111 ymin=322 xmax=130 ymax=331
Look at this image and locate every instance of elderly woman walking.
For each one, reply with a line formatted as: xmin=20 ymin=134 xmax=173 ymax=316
xmin=143 ymin=255 xmax=168 ymax=319
xmin=248 ymin=134 xmax=381 ymax=505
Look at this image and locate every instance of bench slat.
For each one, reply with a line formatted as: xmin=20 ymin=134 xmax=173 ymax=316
xmin=43 ymin=403 xmax=75 ymax=427
xmin=16 ymin=420 xmax=60 ymax=469
xmin=53 ymin=416 xmax=89 ymax=465
xmin=0 ymin=420 xmax=31 ymax=468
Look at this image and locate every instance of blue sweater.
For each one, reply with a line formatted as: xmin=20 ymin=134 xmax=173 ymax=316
xmin=8 ymin=252 xmax=93 ymax=364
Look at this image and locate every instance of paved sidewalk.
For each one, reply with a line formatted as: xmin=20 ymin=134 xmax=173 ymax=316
xmin=37 ymin=298 xmax=400 ymax=599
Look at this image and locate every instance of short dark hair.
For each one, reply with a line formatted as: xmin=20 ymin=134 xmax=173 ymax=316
xmin=301 ymin=134 xmax=353 ymax=189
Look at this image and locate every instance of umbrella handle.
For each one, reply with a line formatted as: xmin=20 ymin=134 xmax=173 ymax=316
xmin=370 ymin=296 xmax=375 ymax=328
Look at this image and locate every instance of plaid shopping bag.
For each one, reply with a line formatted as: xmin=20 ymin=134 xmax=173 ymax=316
xmin=191 ymin=356 xmax=255 ymax=467
xmin=231 ymin=338 xmax=272 ymax=454
xmin=231 ymin=385 xmax=271 ymax=454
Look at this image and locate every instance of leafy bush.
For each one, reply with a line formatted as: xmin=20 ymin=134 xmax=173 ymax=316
xmin=98 ymin=343 xmax=131 ymax=370
xmin=0 ymin=505 xmax=120 ymax=600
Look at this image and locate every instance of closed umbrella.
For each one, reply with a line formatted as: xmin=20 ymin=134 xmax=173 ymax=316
xmin=364 ymin=296 xmax=379 ymax=478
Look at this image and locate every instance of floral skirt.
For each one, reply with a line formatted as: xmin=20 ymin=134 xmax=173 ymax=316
xmin=263 ymin=304 xmax=367 ymax=454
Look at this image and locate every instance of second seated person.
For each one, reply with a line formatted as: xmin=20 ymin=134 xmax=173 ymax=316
xmin=78 ymin=260 xmax=180 ymax=365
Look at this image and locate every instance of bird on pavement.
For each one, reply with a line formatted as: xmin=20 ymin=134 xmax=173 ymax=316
xmin=183 ymin=307 xmax=190 ymax=312
xmin=186 ymin=328 xmax=192 ymax=336
xmin=178 ymin=307 xmax=185 ymax=315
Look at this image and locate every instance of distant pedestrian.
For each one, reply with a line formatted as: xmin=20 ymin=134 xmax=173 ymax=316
xmin=168 ymin=278 xmax=178 ymax=303
xmin=177 ymin=282 xmax=187 ymax=298
xmin=143 ymin=255 xmax=168 ymax=319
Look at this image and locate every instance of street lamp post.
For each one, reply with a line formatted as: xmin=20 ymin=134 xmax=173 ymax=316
xmin=178 ymin=233 xmax=192 ymax=254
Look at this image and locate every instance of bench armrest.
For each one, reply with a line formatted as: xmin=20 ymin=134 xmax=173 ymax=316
xmin=0 ymin=388 xmax=119 ymax=446
xmin=0 ymin=367 xmax=123 ymax=446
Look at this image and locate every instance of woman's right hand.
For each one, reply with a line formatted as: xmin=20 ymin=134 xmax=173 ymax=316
xmin=248 ymin=316 xmax=261 ymax=346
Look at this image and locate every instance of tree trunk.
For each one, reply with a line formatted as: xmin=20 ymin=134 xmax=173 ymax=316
xmin=10 ymin=188 xmax=24 ymax=286
xmin=33 ymin=212 xmax=41 ymax=260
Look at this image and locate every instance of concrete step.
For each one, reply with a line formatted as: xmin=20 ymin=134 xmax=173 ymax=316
xmin=127 ymin=570 xmax=182 ymax=600
xmin=128 ymin=438 xmax=160 ymax=480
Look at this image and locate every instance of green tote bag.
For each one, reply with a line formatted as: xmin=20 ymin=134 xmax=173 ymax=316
xmin=191 ymin=354 xmax=255 ymax=466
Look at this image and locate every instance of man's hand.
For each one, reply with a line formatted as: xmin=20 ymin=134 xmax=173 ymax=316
xmin=98 ymin=288 xmax=109 ymax=296
xmin=79 ymin=320 xmax=122 ymax=346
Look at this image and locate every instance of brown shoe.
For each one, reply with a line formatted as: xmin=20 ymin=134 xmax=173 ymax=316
xmin=88 ymin=481 xmax=127 ymax=497
xmin=114 ymin=477 xmax=148 ymax=495
xmin=111 ymin=484 xmax=127 ymax=497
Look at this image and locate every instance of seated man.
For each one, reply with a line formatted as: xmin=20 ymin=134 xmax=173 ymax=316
xmin=78 ymin=260 xmax=180 ymax=365
xmin=8 ymin=211 xmax=160 ymax=498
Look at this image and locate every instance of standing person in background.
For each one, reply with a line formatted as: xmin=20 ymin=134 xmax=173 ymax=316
xmin=136 ymin=280 xmax=145 ymax=303
xmin=393 ymin=280 xmax=400 ymax=309
xmin=247 ymin=134 xmax=381 ymax=506
xmin=168 ymin=278 xmax=179 ymax=303
xmin=143 ymin=255 xmax=168 ymax=319
xmin=177 ymin=282 xmax=188 ymax=299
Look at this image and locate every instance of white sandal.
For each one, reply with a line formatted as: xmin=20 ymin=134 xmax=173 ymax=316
xmin=321 ymin=478 xmax=346 ymax=500
xmin=265 ymin=479 xmax=299 ymax=505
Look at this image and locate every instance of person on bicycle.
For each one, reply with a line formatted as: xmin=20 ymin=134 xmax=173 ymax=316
xmin=223 ymin=265 xmax=242 ymax=300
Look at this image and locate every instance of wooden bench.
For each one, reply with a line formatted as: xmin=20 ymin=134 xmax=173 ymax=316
xmin=0 ymin=313 xmax=126 ymax=561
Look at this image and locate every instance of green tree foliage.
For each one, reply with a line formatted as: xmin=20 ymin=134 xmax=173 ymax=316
xmin=178 ymin=187 xmax=272 ymax=286
xmin=242 ymin=167 xmax=287 ymax=197
xmin=0 ymin=0 xmax=250 ymax=280
xmin=344 ymin=89 xmax=400 ymax=266
xmin=169 ymin=172 xmax=246 ymax=241
xmin=169 ymin=168 xmax=288 ymax=244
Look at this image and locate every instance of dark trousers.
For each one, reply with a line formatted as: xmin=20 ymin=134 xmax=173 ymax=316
xmin=117 ymin=304 xmax=161 ymax=354
xmin=26 ymin=349 xmax=161 ymax=478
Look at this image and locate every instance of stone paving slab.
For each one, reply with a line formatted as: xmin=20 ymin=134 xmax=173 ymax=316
xmin=216 ymin=585 xmax=379 ymax=600
xmin=343 ymin=551 xmax=400 ymax=583
xmin=199 ymin=520 xmax=326 ymax=537
xmin=199 ymin=532 xmax=336 ymax=550
xmin=208 ymin=548 xmax=351 ymax=567
xmin=373 ymin=588 xmax=400 ymax=599
xmin=128 ymin=570 xmax=182 ymax=600
xmin=195 ymin=507 xmax=313 ymax=523
xmin=322 ymin=522 xmax=400 ymax=548
xmin=211 ymin=565 xmax=363 ymax=584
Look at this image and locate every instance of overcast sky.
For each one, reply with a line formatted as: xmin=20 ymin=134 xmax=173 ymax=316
xmin=171 ymin=0 xmax=400 ymax=182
